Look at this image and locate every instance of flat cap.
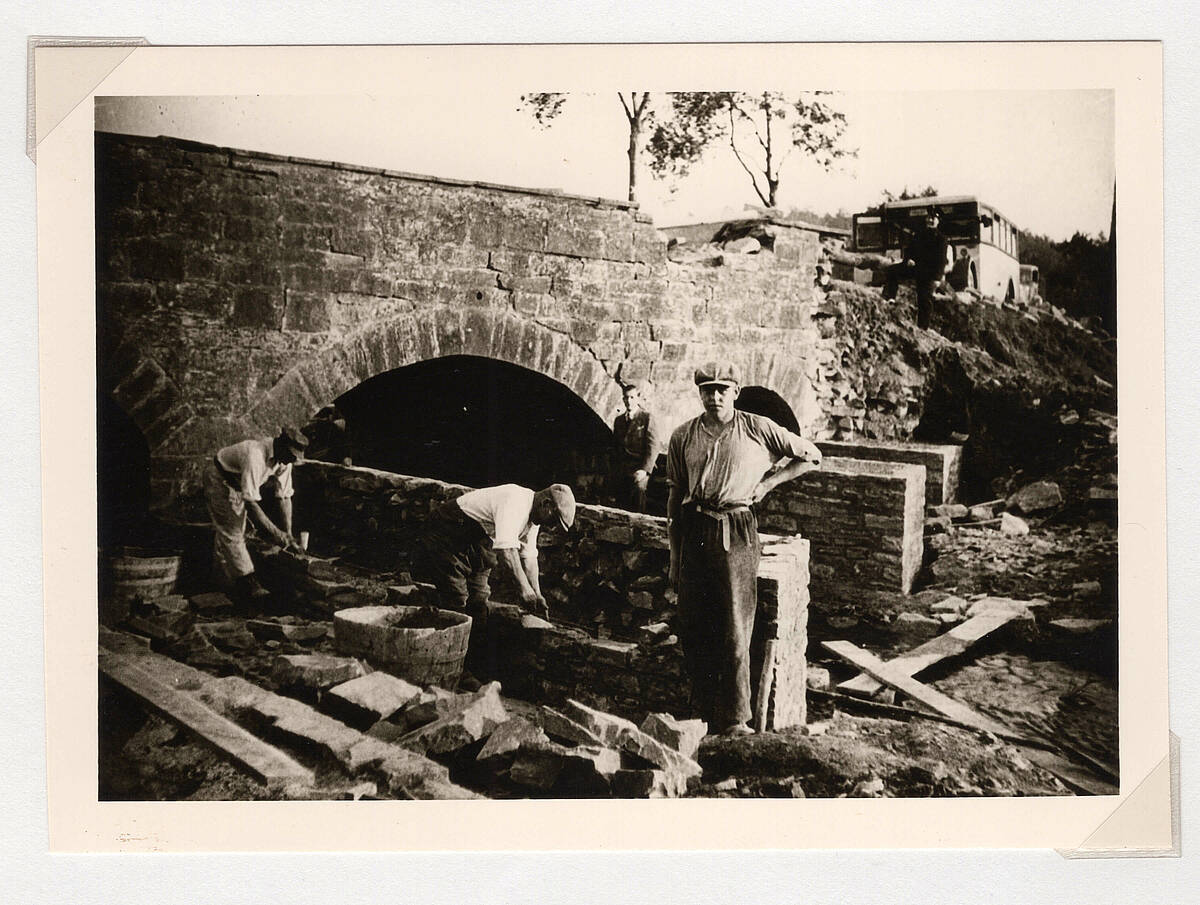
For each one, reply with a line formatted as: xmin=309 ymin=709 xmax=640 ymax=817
xmin=694 ymin=360 xmax=742 ymax=388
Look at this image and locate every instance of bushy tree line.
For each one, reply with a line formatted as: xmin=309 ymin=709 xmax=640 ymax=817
xmin=1019 ymin=231 xmax=1115 ymax=333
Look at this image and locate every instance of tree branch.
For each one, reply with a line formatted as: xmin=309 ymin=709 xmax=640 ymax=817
xmin=727 ymin=103 xmax=768 ymax=206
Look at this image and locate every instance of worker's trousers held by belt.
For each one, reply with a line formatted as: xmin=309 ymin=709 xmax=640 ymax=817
xmin=687 ymin=501 xmax=754 ymax=551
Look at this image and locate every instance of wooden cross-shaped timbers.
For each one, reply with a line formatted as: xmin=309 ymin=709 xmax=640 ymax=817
xmin=821 ymin=639 xmax=1020 ymax=741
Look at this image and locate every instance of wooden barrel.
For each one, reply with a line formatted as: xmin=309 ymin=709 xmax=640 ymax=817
xmin=333 ymin=605 xmax=472 ymax=688
xmin=110 ymin=547 xmax=181 ymax=603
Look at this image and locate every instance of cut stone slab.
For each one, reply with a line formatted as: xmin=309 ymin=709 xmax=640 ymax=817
xmin=167 ymin=628 xmax=239 ymax=674
xmin=1006 ymin=481 xmax=1063 ymax=514
xmin=247 ymin=620 xmax=329 ymax=643
xmin=270 ymin=653 xmax=367 ymax=690
xmin=968 ymin=504 xmax=995 ymax=521
xmin=477 ymin=716 xmax=548 ymax=761
xmin=395 ymin=683 xmax=508 ymax=755
xmin=540 ymin=707 xmax=604 ymax=746
xmin=325 ymin=672 xmax=422 ymax=724
xmin=520 ymin=614 xmax=554 ymax=630
xmin=638 ymin=622 xmax=672 ymax=644
xmin=638 ymin=713 xmax=707 ymax=761
xmin=399 ymin=686 xmax=487 ymax=731
xmin=198 ymin=621 xmax=259 ymax=652
xmin=189 ymin=591 xmax=234 ymax=613
xmin=125 ymin=610 xmax=194 ymax=643
xmin=611 ymin=768 xmax=688 ymax=799
xmin=385 ymin=584 xmax=437 ymax=606
xmin=98 ymin=649 xmax=314 ymax=791
xmin=930 ymin=595 xmax=968 ymax=614
xmin=805 ymin=666 xmax=832 ymax=692
xmin=891 ymin=612 xmax=942 ymax=640
xmin=509 ymin=740 xmax=621 ymax=795
xmin=1000 ymin=512 xmax=1030 ymax=536
xmin=562 ymin=699 xmax=702 ymax=779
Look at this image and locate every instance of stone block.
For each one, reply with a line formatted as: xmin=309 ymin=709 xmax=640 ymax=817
xmin=326 ymin=671 xmax=422 ymax=724
xmin=246 ymin=620 xmax=329 ymax=643
xmin=509 ymin=740 xmax=622 ymax=795
xmin=539 ymin=706 xmax=604 ymax=746
xmin=271 ymin=653 xmax=367 ymax=690
xmin=1006 ymin=481 xmax=1063 ymax=514
xmin=197 ymin=621 xmax=259 ymax=652
xmin=562 ymin=699 xmax=702 ymax=779
xmin=805 ymin=666 xmax=832 ymax=692
xmin=476 ymin=716 xmax=549 ymax=761
xmin=1000 ymin=512 xmax=1030 ymax=536
xmin=638 ymin=713 xmax=707 ymax=760
xmin=890 ymin=612 xmax=942 ymax=641
xmin=125 ymin=609 xmax=194 ymax=643
xmin=396 ymin=683 xmax=509 ymax=755
xmin=611 ymin=768 xmax=689 ymax=799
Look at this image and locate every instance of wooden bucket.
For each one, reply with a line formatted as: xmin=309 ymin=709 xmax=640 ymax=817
xmin=333 ymin=605 xmax=472 ymax=688
xmin=110 ymin=547 xmax=181 ymax=602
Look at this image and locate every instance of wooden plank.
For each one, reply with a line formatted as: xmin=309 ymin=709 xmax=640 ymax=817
xmin=839 ymin=610 xmax=1022 ymax=696
xmin=822 ymin=640 xmax=1014 ymax=738
xmin=808 ymin=688 xmax=1119 ymax=796
xmin=100 ymin=651 xmax=314 ymax=790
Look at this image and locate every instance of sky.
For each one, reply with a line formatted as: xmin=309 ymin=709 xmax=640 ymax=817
xmin=97 ymin=90 xmax=1114 ymax=242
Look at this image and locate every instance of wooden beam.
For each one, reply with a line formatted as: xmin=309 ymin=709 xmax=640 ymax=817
xmin=100 ymin=650 xmax=314 ymax=790
xmin=822 ymin=640 xmax=1015 ymax=738
xmin=839 ymin=610 xmax=1023 ymax=696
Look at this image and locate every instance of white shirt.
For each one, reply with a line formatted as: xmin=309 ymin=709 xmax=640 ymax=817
xmin=215 ymin=438 xmax=294 ymax=502
xmin=455 ymin=484 xmax=539 ymax=556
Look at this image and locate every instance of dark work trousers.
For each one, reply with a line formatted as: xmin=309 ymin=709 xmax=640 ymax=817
xmin=676 ymin=504 xmax=761 ymax=731
xmin=611 ymin=469 xmax=649 ymax=513
xmin=416 ymin=497 xmax=497 ymax=677
xmin=882 ymin=264 xmax=937 ymax=329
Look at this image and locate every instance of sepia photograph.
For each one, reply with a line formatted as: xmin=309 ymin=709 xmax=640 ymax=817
xmin=92 ymin=83 xmax=1121 ymax=803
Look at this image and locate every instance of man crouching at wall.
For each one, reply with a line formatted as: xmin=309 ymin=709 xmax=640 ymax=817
xmin=416 ymin=483 xmax=576 ymax=691
xmin=205 ymin=426 xmax=309 ymax=608
xmin=667 ymin=362 xmax=822 ymax=737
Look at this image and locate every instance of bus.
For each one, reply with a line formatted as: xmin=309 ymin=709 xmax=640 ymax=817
xmin=852 ymin=195 xmax=1023 ymax=303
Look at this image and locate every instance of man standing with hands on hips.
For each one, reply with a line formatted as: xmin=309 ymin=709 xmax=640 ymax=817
xmin=667 ymin=362 xmax=822 ymax=737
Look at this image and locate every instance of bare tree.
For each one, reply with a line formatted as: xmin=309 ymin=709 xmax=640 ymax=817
xmin=647 ymin=91 xmax=854 ymax=209
xmin=519 ymin=92 xmax=653 ymax=203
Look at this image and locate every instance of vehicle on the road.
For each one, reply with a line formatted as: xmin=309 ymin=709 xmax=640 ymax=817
xmin=852 ymin=195 xmax=1023 ymax=302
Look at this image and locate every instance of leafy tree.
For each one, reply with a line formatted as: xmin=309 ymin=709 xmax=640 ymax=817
xmin=519 ymin=92 xmax=653 ymax=203
xmin=1019 ymin=229 xmax=1115 ymax=332
xmin=647 ymin=92 xmax=854 ymax=209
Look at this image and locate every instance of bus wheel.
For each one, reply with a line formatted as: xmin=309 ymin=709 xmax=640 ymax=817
xmin=1005 ymin=279 xmax=1015 ymax=303
xmin=969 ymin=262 xmax=978 ymax=291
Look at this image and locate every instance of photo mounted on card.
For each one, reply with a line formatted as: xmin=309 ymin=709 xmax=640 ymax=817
xmin=33 ymin=41 xmax=1171 ymax=853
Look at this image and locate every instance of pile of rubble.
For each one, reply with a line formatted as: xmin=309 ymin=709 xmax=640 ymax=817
xmin=101 ymin=582 xmax=708 ymax=799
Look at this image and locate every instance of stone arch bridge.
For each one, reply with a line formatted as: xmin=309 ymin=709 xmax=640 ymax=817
xmin=96 ymin=131 xmax=830 ymax=513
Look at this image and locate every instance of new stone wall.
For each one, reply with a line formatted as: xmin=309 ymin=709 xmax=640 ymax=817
xmin=96 ymin=132 xmax=829 ymax=513
xmin=816 ymin=439 xmax=962 ymax=506
xmin=291 ymin=461 xmax=809 ymax=727
xmin=756 ymin=456 xmax=925 ymax=598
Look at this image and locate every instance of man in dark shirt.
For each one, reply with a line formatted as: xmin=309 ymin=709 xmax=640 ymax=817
xmin=611 ymin=380 xmax=659 ymax=512
xmin=882 ymin=209 xmax=950 ymax=329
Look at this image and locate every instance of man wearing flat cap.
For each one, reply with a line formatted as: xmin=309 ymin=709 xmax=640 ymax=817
xmin=667 ymin=362 xmax=822 ymax=736
xmin=205 ymin=426 xmax=309 ymax=604
xmin=417 ymin=483 xmax=576 ymax=688
xmin=611 ymin=380 xmax=660 ymax=513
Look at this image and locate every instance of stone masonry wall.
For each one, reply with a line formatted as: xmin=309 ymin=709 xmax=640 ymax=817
xmin=816 ymin=439 xmax=962 ymax=506
xmin=756 ymin=456 xmax=925 ymax=599
xmin=97 ymin=132 xmax=827 ymax=514
xmin=292 ymin=461 xmax=809 ymax=728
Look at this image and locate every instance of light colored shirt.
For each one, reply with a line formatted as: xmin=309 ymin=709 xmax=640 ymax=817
xmin=667 ymin=411 xmax=818 ymax=507
xmin=215 ymin=438 xmax=294 ymax=502
xmin=455 ymin=484 xmax=539 ymax=556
